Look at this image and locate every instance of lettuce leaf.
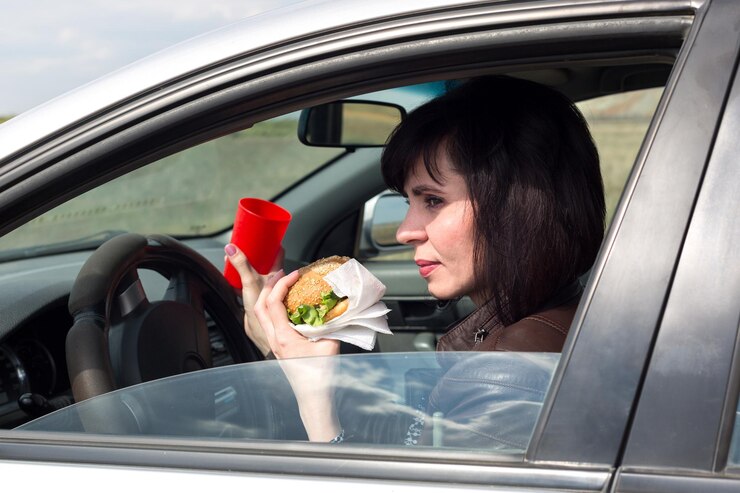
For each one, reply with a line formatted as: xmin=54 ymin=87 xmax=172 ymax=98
xmin=288 ymin=290 xmax=344 ymax=326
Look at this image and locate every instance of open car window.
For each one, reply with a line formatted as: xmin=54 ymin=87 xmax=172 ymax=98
xmin=0 ymin=83 xmax=441 ymax=261
xmin=19 ymin=352 xmax=559 ymax=455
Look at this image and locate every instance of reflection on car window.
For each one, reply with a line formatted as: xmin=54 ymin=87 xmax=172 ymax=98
xmin=0 ymin=114 xmax=342 ymax=256
xmin=19 ymin=352 xmax=558 ymax=454
xmin=727 ymin=407 xmax=740 ymax=468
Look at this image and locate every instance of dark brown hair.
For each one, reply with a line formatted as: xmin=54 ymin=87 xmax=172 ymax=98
xmin=381 ymin=76 xmax=605 ymax=325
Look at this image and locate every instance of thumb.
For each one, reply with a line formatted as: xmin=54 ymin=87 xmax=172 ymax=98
xmin=224 ymin=243 xmax=259 ymax=289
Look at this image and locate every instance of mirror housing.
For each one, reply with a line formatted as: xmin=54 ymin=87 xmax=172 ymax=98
xmin=298 ymin=100 xmax=405 ymax=148
xmin=357 ymin=191 xmax=412 ymax=260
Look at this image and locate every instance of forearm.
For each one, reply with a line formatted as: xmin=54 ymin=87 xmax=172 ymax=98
xmin=280 ymin=355 xmax=341 ymax=442
xmin=295 ymin=389 xmax=341 ymax=441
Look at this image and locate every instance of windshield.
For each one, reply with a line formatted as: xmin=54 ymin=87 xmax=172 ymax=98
xmin=0 ymin=114 xmax=342 ymax=259
xmin=19 ymin=352 xmax=559 ymax=453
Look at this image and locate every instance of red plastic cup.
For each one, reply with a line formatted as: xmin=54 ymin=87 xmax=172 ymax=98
xmin=224 ymin=198 xmax=292 ymax=288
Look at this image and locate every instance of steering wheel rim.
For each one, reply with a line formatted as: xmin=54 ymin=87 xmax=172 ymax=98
xmin=66 ymin=233 xmax=262 ymax=404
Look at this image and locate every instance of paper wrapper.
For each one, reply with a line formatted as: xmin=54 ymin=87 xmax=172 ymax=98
xmin=290 ymin=259 xmax=392 ymax=350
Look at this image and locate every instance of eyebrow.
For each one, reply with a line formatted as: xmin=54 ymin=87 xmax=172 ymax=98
xmin=409 ymin=184 xmax=444 ymax=196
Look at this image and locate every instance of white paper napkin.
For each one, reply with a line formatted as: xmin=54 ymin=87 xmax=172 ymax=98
xmin=290 ymin=259 xmax=392 ymax=350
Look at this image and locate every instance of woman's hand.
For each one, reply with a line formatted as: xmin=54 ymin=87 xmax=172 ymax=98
xmin=226 ymin=245 xmax=341 ymax=441
xmin=256 ymin=269 xmax=341 ymax=441
xmin=223 ymin=243 xmax=283 ymax=356
xmin=255 ymin=269 xmax=340 ymax=360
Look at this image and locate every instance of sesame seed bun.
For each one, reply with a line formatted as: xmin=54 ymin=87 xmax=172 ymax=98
xmin=283 ymin=256 xmax=350 ymax=322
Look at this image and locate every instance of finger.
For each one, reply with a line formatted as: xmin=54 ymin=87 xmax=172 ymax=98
xmin=224 ymin=243 xmax=257 ymax=276
xmin=224 ymin=243 xmax=261 ymax=291
xmin=254 ymin=269 xmax=286 ymax=350
xmin=265 ymin=271 xmax=297 ymax=331
xmin=266 ymin=270 xmax=299 ymax=312
xmin=266 ymin=271 xmax=301 ymax=351
xmin=224 ymin=244 xmax=276 ymax=355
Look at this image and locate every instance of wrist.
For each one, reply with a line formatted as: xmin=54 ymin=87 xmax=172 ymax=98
xmin=298 ymin=399 xmax=340 ymax=441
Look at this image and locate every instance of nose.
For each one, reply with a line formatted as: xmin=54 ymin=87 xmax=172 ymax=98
xmin=396 ymin=208 xmax=426 ymax=245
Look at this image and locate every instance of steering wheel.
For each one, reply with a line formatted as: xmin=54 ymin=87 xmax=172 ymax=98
xmin=66 ymin=233 xmax=262 ymax=404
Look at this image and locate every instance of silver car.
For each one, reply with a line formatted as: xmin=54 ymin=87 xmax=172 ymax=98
xmin=1 ymin=0 xmax=739 ymax=491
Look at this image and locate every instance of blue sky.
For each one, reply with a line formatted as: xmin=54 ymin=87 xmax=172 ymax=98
xmin=0 ymin=0 xmax=299 ymax=115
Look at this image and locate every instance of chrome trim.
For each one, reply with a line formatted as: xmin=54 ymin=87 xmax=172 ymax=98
xmin=0 ymin=435 xmax=611 ymax=491
xmin=0 ymin=458 xmax=610 ymax=492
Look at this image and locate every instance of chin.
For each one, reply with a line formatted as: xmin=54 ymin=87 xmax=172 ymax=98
xmin=427 ymin=277 xmax=477 ymax=302
xmin=427 ymin=285 xmax=462 ymax=301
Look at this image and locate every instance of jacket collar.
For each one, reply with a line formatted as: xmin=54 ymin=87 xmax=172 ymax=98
xmin=436 ymin=280 xmax=583 ymax=353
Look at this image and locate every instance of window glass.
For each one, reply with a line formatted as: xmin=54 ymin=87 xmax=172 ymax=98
xmin=577 ymin=87 xmax=663 ymax=223
xmin=367 ymin=87 xmax=664 ymax=261
xmin=0 ymin=114 xmax=342 ymax=258
xmin=19 ymin=352 xmax=559 ymax=455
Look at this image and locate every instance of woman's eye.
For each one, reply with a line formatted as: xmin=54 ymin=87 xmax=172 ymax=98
xmin=425 ymin=196 xmax=443 ymax=208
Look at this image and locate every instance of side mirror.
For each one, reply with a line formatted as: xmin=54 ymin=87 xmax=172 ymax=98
xmin=358 ymin=191 xmax=412 ymax=260
xmin=298 ymin=100 xmax=405 ymax=148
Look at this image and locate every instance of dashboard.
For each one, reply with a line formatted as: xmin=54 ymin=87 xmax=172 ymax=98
xmin=0 ymin=303 xmax=71 ymax=428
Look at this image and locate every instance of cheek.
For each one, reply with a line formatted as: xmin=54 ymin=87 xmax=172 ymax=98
xmin=457 ymin=209 xmax=477 ymax=270
xmin=452 ymin=209 xmax=479 ymax=296
xmin=435 ymin=206 xmax=477 ymax=261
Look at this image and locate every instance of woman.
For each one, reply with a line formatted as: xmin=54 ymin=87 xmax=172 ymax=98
xmin=382 ymin=75 xmax=605 ymax=352
xmin=225 ymin=75 xmax=605 ymax=444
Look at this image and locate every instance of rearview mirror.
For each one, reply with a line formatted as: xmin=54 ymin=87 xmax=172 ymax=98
xmin=298 ymin=100 xmax=405 ymax=148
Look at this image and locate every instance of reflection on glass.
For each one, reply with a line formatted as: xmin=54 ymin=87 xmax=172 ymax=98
xmin=339 ymin=103 xmax=403 ymax=146
xmin=728 ymin=408 xmax=740 ymax=467
xmin=371 ymin=194 xmax=408 ymax=247
xmin=19 ymin=352 xmax=558 ymax=454
xmin=302 ymin=101 xmax=403 ymax=147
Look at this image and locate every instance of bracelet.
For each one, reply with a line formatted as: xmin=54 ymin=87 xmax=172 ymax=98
xmin=329 ymin=429 xmax=345 ymax=444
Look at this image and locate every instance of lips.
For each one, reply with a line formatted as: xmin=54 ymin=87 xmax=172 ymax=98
xmin=415 ymin=259 xmax=440 ymax=278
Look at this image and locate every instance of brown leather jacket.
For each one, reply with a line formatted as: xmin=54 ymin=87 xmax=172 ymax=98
xmin=436 ymin=281 xmax=582 ymax=353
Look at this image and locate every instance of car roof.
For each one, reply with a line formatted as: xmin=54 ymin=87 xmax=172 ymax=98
xmin=0 ymin=0 xmax=490 ymax=161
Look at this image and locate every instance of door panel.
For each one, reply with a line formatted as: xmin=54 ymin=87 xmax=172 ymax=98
xmin=619 ymin=15 xmax=740 ymax=472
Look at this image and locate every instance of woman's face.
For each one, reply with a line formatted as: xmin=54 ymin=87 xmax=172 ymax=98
xmin=396 ymin=154 xmax=482 ymax=304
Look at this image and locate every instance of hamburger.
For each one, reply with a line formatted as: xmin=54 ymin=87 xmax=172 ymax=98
xmin=284 ymin=256 xmax=350 ymax=326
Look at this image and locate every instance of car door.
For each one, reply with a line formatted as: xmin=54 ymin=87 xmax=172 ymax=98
xmin=611 ymin=32 xmax=740 ymax=491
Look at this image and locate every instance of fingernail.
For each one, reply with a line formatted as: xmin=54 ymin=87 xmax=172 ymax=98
xmin=224 ymin=244 xmax=236 ymax=256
